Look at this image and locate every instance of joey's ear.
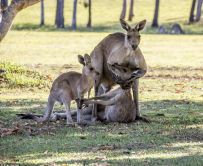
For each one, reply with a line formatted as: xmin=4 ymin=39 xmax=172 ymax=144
xmin=84 ymin=54 xmax=91 ymax=65
xmin=135 ymin=19 xmax=147 ymax=31
xmin=78 ymin=55 xmax=85 ymax=66
xmin=120 ymin=19 xmax=131 ymax=31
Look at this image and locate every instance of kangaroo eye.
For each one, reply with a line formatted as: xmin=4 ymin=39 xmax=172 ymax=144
xmin=127 ymin=35 xmax=131 ymax=39
xmin=90 ymin=67 xmax=94 ymax=71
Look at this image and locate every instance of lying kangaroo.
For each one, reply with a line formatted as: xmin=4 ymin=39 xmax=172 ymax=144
xmin=90 ymin=19 xmax=147 ymax=121
xmin=22 ymin=87 xmax=143 ymax=123
xmin=82 ymin=87 xmax=137 ymax=123
xmin=33 ymin=86 xmax=148 ymax=123
xmin=23 ymin=54 xmax=99 ymax=125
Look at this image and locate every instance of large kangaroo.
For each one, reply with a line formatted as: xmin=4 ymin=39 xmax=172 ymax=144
xmin=21 ymin=54 xmax=99 ymax=125
xmin=90 ymin=19 xmax=147 ymax=121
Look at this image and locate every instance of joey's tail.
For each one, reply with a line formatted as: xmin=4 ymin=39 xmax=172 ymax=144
xmin=18 ymin=95 xmax=55 ymax=123
xmin=36 ymin=95 xmax=55 ymax=122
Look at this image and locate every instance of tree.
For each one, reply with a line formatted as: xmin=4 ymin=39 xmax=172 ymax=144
xmin=72 ymin=0 xmax=77 ymax=30
xmin=40 ymin=0 xmax=45 ymax=26
xmin=128 ymin=0 xmax=134 ymax=21
xmin=152 ymin=0 xmax=160 ymax=28
xmin=120 ymin=0 xmax=127 ymax=20
xmin=0 ymin=0 xmax=40 ymax=42
xmin=55 ymin=0 xmax=64 ymax=28
xmin=189 ymin=0 xmax=197 ymax=23
xmin=196 ymin=0 xmax=203 ymax=21
xmin=1 ymin=0 xmax=8 ymax=12
xmin=87 ymin=0 xmax=92 ymax=28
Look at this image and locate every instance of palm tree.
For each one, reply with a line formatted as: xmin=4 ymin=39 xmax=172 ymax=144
xmin=40 ymin=0 xmax=45 ymax=26
xmin=1 ymin=0 xmax=8 ymax=12
xmin=128 ymin=0 xmax=134 ymax=21
xmin=152 ymin=0 xmax=160 ymax=28
xmin=55 ymin=0 xmax=64 ymax=28
xmin=120 ymin=0 xmax=127 ymax=20
xmin=189 ymin=0 xmax=197 ymax=23
xmin=196 ymin=0 xmax=203 ymax=21
xmin=87 ymin=0 xmax=92 ymax=28
xmin=72 ymin=0 xmax=78 ymax=30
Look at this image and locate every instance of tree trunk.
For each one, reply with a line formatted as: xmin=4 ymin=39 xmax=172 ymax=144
xmin=55 ymin=0 xmax=64 ymax=28
xmin=72 ymin=0 xmax=77 ymax=30
xmin=40 ymin=0 xmax=45 ymax=26
xmin=87 ymin=0 xmax=92 ymax=28
xmin=152 ymin=0 xmax=160 ymax=28
xmin=196 ymin=0 xmax=203 ymax=21
xmin=120 ymin=0 xmax=126 ymax=20
xmin=128 ymin=0 xmax=134 ymax=21
xmin=0 ymin=0 xmax=40 ymax=42
xmin=189 ymin=0 xmax=197 ymax=23
xmin=1 ymin=0 xmax=8 ymax=11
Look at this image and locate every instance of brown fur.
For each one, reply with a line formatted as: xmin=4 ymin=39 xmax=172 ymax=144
xmin=90 ymin=19 xmax=147 ymax=121
xmin=31 ymin=54 xmax=99 ymax=125
xmin=83 ymin=87 xmax=136 ymax=123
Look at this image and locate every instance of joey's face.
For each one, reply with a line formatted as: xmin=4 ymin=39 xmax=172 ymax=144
xmin=84 ymin=64 xmax=100 ymax=81
xmin=78 ymin=54 xmax=100 ymax=82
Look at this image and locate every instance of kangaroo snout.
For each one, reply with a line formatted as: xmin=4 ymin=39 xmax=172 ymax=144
xmin=131 ymin=44 xmax=138 ymax=50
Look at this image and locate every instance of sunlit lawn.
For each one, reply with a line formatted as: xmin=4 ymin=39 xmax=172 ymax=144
xmin=0 ymin=32 xmax=203 ymax=164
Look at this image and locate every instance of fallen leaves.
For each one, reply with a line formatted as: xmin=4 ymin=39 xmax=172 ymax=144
xmin=0 ymin=126 xmax=21 ymax=137
xmin=91 ymin=144 xmax=117 ymax=152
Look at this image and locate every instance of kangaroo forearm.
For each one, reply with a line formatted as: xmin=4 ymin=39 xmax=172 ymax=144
xmin=126 ymin=69 xmax=146 ymax=83
xmin=85 ymin=92 xmax=122 ymax=106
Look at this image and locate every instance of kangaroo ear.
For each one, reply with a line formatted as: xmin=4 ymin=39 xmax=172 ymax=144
xmin=120 ymin=19 xmax=131 ymax=31
xmin=78 ymin=55 xmax=85 ymax=66
xmin=84 ymin=54 xmax=91 ymax=65
xmin=135 ymin=19 xmax=147 ymax=31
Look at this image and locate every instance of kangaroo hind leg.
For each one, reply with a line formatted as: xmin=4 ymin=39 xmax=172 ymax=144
xmin=61 ymin=92 xmax=74 ymax=125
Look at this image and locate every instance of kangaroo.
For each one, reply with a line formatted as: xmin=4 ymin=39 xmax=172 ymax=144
xmin=46 ymin=86 xmax=148 ymax=123
xmin=82 ymin=87 xmax=137 ymax=123
xmin=19 ymin=84 xmax=149 ymax=123
xmin=90 ymin=19 xmax=147 ymax=121
xmin=22 ymin=54 xmax=99 ymax=125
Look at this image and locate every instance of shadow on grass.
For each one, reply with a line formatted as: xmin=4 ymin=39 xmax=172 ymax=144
xmin=3 ymin=152 xmax=203 ymax=165
xmin=11 ymin=23 xmax=203 ymax=35
xmin=0 ymin=98 xmax=203 ymax=125
xmin=0 ymin=99 xmax=202 ymax=164
xmin=46 ymin=154 xmax=203 ymax=165
xmin=11 ymin=23 xmax=121 ymax=33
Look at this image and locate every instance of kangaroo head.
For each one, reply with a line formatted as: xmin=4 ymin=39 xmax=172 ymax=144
xmin=120 ymin=19 xmax=146 ymax=50
xmin=78 ymin=54 xmax=100 ymax=79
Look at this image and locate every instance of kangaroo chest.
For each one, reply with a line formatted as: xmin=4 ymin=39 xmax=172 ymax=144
xmin=107 ymin=46 xmax=139 ymax=69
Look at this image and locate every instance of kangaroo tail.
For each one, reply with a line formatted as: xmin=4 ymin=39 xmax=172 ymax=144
xmin=17 ymin=113 xmax=42 ymax=121
xmin=36 ymin=95 xmax=55 ymax=123
xmin=17 ymin=95 xmax=55 ymax=123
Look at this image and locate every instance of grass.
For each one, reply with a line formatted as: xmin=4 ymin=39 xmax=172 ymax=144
xmin=10 ymin=0 xmax=203 ymax=34
xmin=0 ymin=0 xmax=203 ymax=165
xmin=0 ymin=75 xmax=203 ymax=165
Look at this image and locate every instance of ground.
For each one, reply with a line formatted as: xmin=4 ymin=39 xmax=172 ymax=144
xmin=0 ymin=0 xmax=203 ymax=165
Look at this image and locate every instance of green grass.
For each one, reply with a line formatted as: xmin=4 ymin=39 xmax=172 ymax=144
xmin=0 ymin=0 xmax=203 ymax=165
xmin=0 ymin=62 xmax=51 ymax=89
xmin=0 ymin=76 xmax=203 ymax=165
xmin=10 ymin=0 xmax=203 ymax=34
